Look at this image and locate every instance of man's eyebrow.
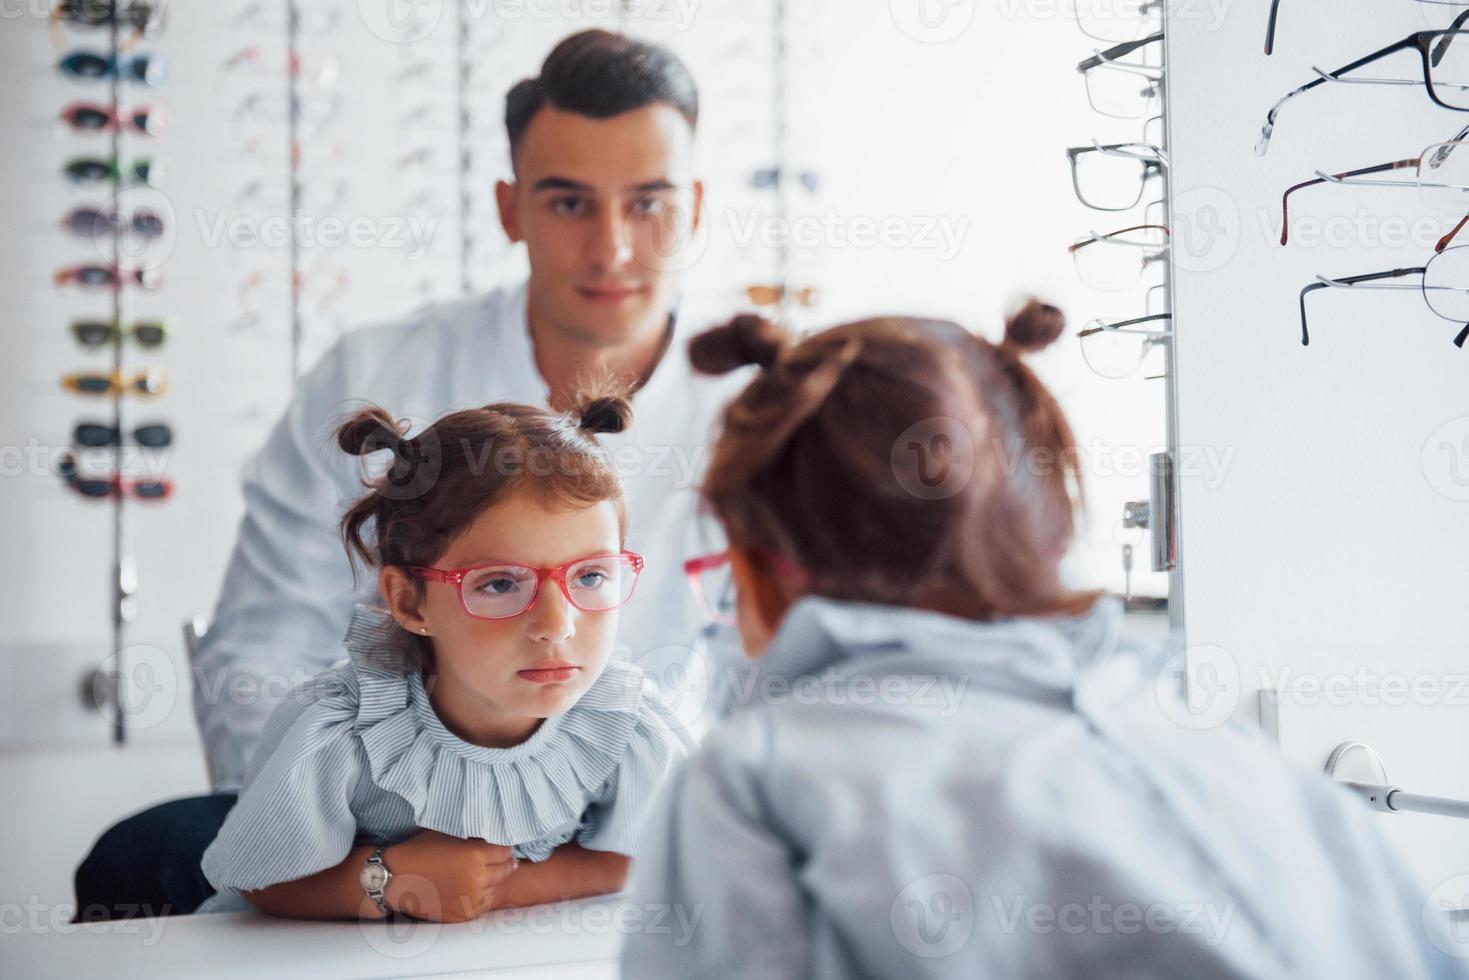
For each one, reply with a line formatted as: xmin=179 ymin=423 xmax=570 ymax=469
xmin=528 ymin=177 xmax=681 ymax=193
xmin=529 ymin=176 xmax=592 ymax=193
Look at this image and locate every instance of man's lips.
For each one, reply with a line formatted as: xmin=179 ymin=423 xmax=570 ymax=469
xmin=518 ymin=665 xmax=581 ymax=684
xmin=577 ymin=284 xmax=646 ymax=303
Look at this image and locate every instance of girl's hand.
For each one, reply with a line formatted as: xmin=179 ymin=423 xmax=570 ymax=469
xmin=382 ymin=829 xmax=519 ymax=923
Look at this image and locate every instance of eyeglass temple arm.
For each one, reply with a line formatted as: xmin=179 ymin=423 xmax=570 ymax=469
xmin=1079 ymin=314 xmax=1173 ymax=338
xmin=1077 ymin=31 xmax=1164 ymax=73
xmin=1298 ymin=267 xmax=1426 ymax=346
xmin=1265 ymin=0 xmax=1282 ymax=54
xmin=1438 ymin=212 xmax=1469 ymax=252
xmin=1069 ymin=223 xmax=1170 ymax=253
xmin=1432 ymin=11 xmax=1469 ymax=67
xmin=1257 ymin=36 xmax=1417 ymax=155
xmin=1280 ymin=160 xmax=1416 ymax=245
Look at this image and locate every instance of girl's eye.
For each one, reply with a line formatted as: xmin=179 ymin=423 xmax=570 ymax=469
xmin=574 ymin=570 xmax=609 ymax=590
xmin=476 ymin=576 xmax=521 ymax=595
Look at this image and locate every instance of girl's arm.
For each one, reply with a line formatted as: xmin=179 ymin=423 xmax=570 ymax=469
xmin=492 ymin=842 xmax=631 ymax=909
xmin=243 ymin=843 xmax=382 ymax=920
xmin=244 ymin=830 xmax=518 ymax=922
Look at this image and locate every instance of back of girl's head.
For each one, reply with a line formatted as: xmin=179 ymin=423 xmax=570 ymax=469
xmin=689 ymin=301 xmax=1098 ymax=621
xmin=336 ymin=393 xmax=633 ymax=582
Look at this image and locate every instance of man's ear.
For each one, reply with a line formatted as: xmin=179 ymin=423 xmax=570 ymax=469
xmin=496 ymin=179 xmax=522 ymax=243
xmin=690 ymin=178 xmax=705 ymax=233
xmin=380 ymin=566 xmax=432 ymax=636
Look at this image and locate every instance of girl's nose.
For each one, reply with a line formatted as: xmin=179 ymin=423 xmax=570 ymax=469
xmin=526 ymin=579 xmax=576 ymax=645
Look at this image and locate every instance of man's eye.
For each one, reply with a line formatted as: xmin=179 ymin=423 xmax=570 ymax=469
xmin=551 ymin=196 xmax=588 ymax=217
xmin=634 ymin=196 xmax=668 ymax=216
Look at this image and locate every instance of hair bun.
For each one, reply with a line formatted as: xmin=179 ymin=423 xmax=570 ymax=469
xmin=1003 ymin=299 xmax=1066 ymax=354
xmin=578 ymin=394 xmax=633 ymax=435
xmin=689 ymin=314 xmax=788 ymax=374
xmin=337 ymin=405 xmax=408 ymax=457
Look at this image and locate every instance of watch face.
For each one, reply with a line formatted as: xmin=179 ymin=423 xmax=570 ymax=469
xmin=361 ymin=863 xmax=389 ymax=892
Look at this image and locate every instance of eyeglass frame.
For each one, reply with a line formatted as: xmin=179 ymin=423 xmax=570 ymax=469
xmin=1077 ymin=34 xmax=1165 ymax=119
xmin=405 ymin=551 xmax=646 ymax=621
xmin=1258 ymin=19 xmax=1469 ymax=156
xmin=683 ymin=550 xmax=807 ymax=628
xmin=1298 ymin=246 xmax=1469 ymax=348
xmin=1066 ymin=141 xmax=1168 ymax=212
xmin=1077 ymin=312 xmax=1173 ymax=379
xmin=1279 ymin=128 xmax=1469 ymax=245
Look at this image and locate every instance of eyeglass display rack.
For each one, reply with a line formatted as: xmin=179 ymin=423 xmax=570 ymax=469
xmin=1070 ymin=6 xmax=1180 ymax=612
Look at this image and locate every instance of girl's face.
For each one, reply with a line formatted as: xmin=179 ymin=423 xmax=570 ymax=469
xmin=383 ymin=492 xmax=625 ymax=747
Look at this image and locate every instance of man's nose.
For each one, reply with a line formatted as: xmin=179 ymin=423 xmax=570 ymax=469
xmin=585 ymin=208 xmax=633 ymax=269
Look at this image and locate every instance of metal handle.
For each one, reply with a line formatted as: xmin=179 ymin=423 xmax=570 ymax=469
xmin=1326 ymin=742 xmax=1469 ymax=822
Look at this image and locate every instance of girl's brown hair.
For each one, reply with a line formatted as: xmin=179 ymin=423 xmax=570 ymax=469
xmin=336 ymin=394 xmax=633 ymax=667
xmin=690 ymin=301 xmax=1099 ymax=621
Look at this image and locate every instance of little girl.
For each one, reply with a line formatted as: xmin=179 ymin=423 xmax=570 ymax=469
xmin=623 ymin=306 xmax=1459 ymax=978
xmin=199 ymin=395 xmax=690 ymax=921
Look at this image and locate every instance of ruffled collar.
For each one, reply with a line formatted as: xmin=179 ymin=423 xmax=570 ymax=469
xmin=341 ymin=604 xmax=646 ymax=844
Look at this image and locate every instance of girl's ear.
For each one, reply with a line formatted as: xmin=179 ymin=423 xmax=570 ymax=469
xmin=380 ymin=566 xmax=432 ymax=636
xmin=728 ymin=547 xmax=795 ymax=658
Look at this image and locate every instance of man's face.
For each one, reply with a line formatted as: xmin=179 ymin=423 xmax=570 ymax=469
xmin=497 ymin=103 xmax=703 ymax=348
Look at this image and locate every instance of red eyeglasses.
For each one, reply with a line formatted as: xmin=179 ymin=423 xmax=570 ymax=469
xmin=406 ymin=552 xmax=645 ymax=621
xmin=683 ymin=550 xmax=806 ymax=627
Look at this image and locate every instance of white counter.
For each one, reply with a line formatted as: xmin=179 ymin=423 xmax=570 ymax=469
xmin=1 ymin=897 xmax=630 ymax=979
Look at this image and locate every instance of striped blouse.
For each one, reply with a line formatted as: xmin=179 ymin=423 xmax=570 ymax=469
xmin=198 ymin=603 xmax=692 ymax=913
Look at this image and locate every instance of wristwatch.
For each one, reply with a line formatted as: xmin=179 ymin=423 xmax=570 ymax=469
xmin=359 ymin=844 xmax=392 ymax=915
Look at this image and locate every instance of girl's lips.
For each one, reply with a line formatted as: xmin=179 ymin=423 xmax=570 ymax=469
xmin=518 ymin=665 xmax=581 ymax=684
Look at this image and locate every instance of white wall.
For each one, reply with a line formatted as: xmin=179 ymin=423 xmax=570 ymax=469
xmin=1167 ymin=0 xmax=1469 ymax=892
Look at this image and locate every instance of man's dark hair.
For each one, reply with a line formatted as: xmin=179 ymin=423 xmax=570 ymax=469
xmin=504 ymin=30 xmax=699 ymax=165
